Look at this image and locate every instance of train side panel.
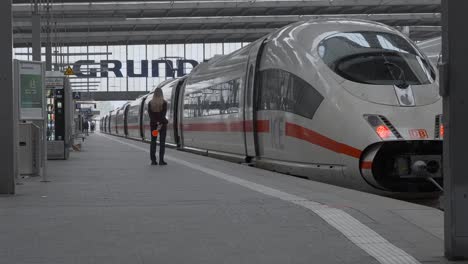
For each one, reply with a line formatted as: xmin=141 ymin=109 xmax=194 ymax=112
xmin=110 ymin=111 xmax=117 ymax=134
xmin=115 ymin=108 xmax=125 ymax=136
xmin=180 ymin=46 xmax=252 ymax=156
xmin=141 ymin=95 xmax=152 ymax=141
xmin=127 ymin=98 xmax=144 ymax=139
xmin=160 ymin=79 xmax=183 ymax=145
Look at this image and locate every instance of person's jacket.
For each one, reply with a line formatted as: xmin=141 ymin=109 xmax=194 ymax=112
xmin=147 ymin=101 xmax=168 ymax=126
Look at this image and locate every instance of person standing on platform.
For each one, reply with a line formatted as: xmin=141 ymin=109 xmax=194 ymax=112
xmin=83 ymin=119 xmax=89 ymax=136
xmin=147 ymin=88 xmax=168 ymax=166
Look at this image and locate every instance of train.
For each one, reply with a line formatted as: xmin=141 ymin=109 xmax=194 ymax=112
xmin=417 ymin=37 xmax=442 ymax=67
xmin=101 ymin=19 xmax=443 ymax=197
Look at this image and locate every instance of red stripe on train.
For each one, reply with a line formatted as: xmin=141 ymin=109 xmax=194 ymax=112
xmin=361 ymin=161 xmax=373 ymax=170
xmin=124 ymin=120 xmax=362 ymax=159
xmin=285 ymin=122 xmax=362 ymax=159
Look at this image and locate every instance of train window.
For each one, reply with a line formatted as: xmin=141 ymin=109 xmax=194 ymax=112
xmin=142 ymin=98 xmax=150 ymax=125
xmin=183 ymin=79 xmax=241 ymax=118
xmin=258 ymin=69 xmax=323 ymax=120
xmin=318 ymin=31 xmax=436 ymax=85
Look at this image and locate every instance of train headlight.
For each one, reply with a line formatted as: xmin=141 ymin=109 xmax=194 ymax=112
xmin=376 ymin=125 xmax=392 ymax=139
xmin=364 ymin=115 xmax=399 ymax=140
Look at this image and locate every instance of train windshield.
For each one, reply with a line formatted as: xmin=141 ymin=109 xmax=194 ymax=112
xmin=318 ymin=31 xmax=435 ymax=86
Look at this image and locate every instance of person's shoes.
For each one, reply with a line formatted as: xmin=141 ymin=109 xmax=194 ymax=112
xmin=151 ymin=161 xmax=158 ymax=165
xmin=159 ymin=161 xmax=167 ymax=166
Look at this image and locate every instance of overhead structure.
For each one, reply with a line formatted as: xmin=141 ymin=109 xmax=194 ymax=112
xmin=442 ymin=0 xmax=468 ymax=259
xmin=12 ymin=0 xmax=442 ymax=46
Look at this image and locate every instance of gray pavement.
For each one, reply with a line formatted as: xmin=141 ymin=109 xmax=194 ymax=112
xmin=0 ymin=133 xmax=464 ymax=264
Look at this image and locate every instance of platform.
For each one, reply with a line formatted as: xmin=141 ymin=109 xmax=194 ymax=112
xmin=0 ymin=133 xmax=464 ymax=264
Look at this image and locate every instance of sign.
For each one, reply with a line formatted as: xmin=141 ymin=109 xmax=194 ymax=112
xmin=81 ymin=108 xmax=92 ymax=116
xmin=409 ymin=129 xmax=429 ymax=139
xmin=64 ymin=66 xmax=74 ymax=76
xmin=46 ymin=76 xmax=64 ymax=89
xmin=71 ymin=59 xmax=199 ymax=78
xmin=72 ymin=92 xmax=81 ymax=100
xmin=16 ymin=60 xmax=45 ymax=120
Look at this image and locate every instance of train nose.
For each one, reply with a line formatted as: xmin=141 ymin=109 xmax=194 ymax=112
xmin=359 ymin=141 xmax=443 ymax=193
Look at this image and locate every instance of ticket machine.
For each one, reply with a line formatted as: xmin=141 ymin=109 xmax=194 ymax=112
xmin=45 ymin=71 xmax=72 ymax=160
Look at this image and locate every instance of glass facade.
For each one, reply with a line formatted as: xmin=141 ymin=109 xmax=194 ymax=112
xmin=13 ymin=42 xmax=247 ymax=93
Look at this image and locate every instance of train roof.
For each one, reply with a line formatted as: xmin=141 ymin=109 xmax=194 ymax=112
xmin=189 ymin=18 xmax=403 ymax=76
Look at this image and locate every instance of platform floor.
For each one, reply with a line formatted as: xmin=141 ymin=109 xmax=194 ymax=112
xmin=0 ymin=133 xmax=464 ymax=264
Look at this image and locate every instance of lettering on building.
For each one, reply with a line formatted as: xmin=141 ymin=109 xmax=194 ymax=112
xmin=71 ymin=59 xmax=199 ymax=78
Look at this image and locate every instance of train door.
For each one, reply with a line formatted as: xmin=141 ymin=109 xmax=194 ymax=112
xmin=140 ymin=97 xmax=148 ymax=139
xmin=124 ymin=105 xmax=130 ymax=136
xmin=172 ymin=78 xmax=186 ymax=148
xmin=103 ymin=117 xmax=107 ymax=133
xmin=108 ymin=112 xmax=112 ymax=133
xmin=115 ymin=110 xmax=120 ymax=134
xmin=243 ymin=39 xmax=267 ymax=158
xmin=177 ymin=80 xmax=187 ymax=148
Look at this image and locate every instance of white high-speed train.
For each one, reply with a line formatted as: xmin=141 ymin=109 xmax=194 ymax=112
xmin=417 ymin=37 xmax=442 ymax=66
xmin=101 ymin=19 xmax=443 ymax=197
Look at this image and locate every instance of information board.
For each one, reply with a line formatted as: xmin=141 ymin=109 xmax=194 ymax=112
xmin=46 ymin=76 xmax=64 ymax=89
xmin=16 ymin=61 xmax=45 ymax=120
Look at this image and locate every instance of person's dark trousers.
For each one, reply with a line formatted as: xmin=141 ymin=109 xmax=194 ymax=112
xmin=158 ymin=125 xmax=167 ymax=163
xmin=150 ymin=123 xmax=158 ymax=162
xmin=150 ymin=133 xmax=157 ymax=162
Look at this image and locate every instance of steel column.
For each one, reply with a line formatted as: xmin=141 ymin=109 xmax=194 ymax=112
xmin=106 ymin=43 xmax=109 ymax=92
xmin=442 ymin=0 xmax=468 ymax=260
xmin=126 ymin=43 xmax=129 ymax=91
xmin=0 ymin=0 xmax=16 ymax=194
xmin=45 ymin=2 xmax=52 ymax=70
xmin=31 ymin=1 xmax=41 ymax=61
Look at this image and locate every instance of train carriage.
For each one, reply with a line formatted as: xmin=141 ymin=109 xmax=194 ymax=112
xmin=180 ymin=47 xmax=249 ymax=156
xmin=115 ymin=104 xmax=129 ymax=136
xmin=104 ymin=116 xmax=108 ymax=133
xmin=108 ymin=110 xmax=116 ymax=135
xmin=126 ymin=97 xmax=145 ymax=139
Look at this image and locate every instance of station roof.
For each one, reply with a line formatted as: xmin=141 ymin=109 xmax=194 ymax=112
xmin=12 ymin=0 xmax=441 ymax=47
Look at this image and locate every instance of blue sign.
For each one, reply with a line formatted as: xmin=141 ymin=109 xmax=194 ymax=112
xmin=72 ymin=92 xmax=81 ymax=99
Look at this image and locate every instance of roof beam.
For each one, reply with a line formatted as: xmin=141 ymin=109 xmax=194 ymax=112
xmin=79 ymin=91 xmax=148 ymax=101
xmin=13 ymin=13 xmax=441 ymax=28
xmin=13 ymin=26 xmax=441 ymax=47
xmin=14 ymin=28 xmax=273 ymax=39
xmin=13 ymin=28 xmax=273 ymax=45
xmin=12 ymin=0 xmax=441 ymax=14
